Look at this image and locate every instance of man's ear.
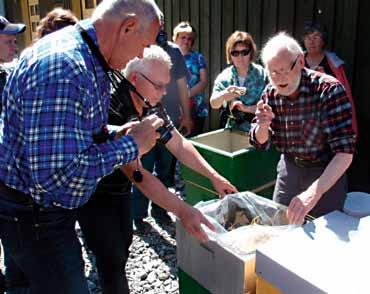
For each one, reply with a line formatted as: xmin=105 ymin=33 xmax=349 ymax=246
xmin=120 ymin=16 xmax=138 ymax=36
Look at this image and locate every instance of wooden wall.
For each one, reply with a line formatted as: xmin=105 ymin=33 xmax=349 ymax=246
xmin=155 ymin=0 xmax=366 ymax=129
xmin=156 ymin=0 xmax=370 ymax=192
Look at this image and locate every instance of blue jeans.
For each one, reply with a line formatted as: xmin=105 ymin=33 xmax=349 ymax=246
xmin=78 ymin=192 xmax=133 ymax=294
xmin=131 ymin=143 xmax=174 ymax=219
xmin=0 ymin=183 xmax=89 ymax=294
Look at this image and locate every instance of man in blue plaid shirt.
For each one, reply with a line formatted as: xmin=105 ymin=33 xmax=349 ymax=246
xmin=250 ymin=32 xmax=356 ymax=225
xmin=0 ymin=1 xmax=165 ymax=293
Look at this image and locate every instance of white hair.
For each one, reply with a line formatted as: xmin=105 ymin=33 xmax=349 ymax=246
xmin=124 ymin=45 xmax=172 ymax=76
xmin=91 ymin=0 xmax=162 ymax=32
xmin=261 ymin=32 xmax=303 ymax=65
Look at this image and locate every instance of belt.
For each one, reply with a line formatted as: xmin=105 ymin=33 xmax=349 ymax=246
xmin=0 ymin=181 xmax=33 ymax=205
xmin=285 ymin=154 xmax=329 ymax=168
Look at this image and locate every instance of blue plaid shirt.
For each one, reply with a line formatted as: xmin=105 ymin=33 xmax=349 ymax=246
xmin=0 ymin=19 xmax=138 ymax=209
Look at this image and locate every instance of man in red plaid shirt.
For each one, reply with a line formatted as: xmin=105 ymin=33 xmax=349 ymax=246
xmin=250 ymin=32 xmax=356 ymax=224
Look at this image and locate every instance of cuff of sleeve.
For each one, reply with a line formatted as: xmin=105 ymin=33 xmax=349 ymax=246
xmin=115 ymin=135 xmax=138 ymax=165
xmin=249 ymin=125 xmax=271 ymax=150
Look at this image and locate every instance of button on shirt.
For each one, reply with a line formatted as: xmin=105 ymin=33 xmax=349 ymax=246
xmin=250 ymin=68 xmax=356 ymax=161
xmin=0 ymin=19 xmax=138 ymax=209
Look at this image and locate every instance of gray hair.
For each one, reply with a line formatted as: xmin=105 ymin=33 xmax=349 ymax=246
xmin=124 ymin=45 xmax=172 ymax=76
xmin=261 ymin=32 xmax=303 ymax=65
xmin=92 ymin=0 xmax=162 ymax=32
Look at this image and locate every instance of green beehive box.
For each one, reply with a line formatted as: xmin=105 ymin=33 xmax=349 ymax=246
xmin=182 ymin=128 xmax=280 ymax=205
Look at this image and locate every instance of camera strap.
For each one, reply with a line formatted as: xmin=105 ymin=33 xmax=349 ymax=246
xmin=75 ymin=24 xmax=151 ymax=107
xmin=76 ymin=24 xmax=148 ymax=182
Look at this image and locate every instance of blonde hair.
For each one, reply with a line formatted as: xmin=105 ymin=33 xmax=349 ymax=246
xmin=172 ymin=21 xmax=197 ymax=45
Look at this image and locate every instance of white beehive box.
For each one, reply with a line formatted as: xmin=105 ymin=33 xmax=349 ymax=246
xmin=256 ymin=211 xmax=370 ymax=294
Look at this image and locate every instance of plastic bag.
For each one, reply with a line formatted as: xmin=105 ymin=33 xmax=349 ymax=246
xmin=195 ymin=192 xmax=297 ymax=256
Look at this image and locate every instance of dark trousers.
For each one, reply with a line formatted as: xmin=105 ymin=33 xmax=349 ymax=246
xmin=273 ymin=154 xmax=347 ymax=217
xmin=0 ymin=183 xmax=89 ymax=294
xmin=78 ymin=192 xmax=133 ymax=294
xmin=132 ymin=143 xmax=174 ymax=220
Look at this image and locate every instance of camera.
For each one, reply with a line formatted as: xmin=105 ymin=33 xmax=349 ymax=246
xmin=142 ymin=103 xmax=174 ymax=144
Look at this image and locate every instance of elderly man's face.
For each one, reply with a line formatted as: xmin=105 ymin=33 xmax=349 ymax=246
xmin=132 ymin=60 xmax=170 ymax=107
xmin=266 ymin=50 xmax=303 ymax=96
xmin=0 ymin=34 xmax=17 ymax=63
xmin=109 ymin=19 xmax=160 ymax=70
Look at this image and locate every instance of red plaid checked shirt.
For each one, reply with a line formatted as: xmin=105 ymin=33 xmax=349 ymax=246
xmin=250 ymin=68 xmax=356 ymax=162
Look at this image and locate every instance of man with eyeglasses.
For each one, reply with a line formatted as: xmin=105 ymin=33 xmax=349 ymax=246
xmin=250 ymin=32 xmax=356 ymax=224
xmin=77 ymin=45 xmax=236 ymax=294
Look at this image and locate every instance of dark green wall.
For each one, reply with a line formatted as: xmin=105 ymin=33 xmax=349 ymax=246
xmin=156 ymin=0 xmax=366 ymax=128
xmin=156 ymin=0 xmax=369 ymax=192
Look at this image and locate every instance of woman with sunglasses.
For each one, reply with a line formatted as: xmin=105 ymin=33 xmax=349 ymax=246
xmin=173 ymin=21 xmax=208 ymax=136
xmin=210 ymin=31 xmax=268 ymax=132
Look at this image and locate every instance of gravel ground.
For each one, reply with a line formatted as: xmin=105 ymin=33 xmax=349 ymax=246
xmin=79 ymin=188 xmax=183 ymax=294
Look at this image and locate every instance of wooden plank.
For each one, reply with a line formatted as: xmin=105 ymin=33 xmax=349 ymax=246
xmin=315 ymin=0 xmax=335 ymax=49
xmin=294 ymin=0 xmax=315 ymax=39
xmin=199 ymin=0 xmax=211 ymax=130
xmin=332 ymin=0 xmax=359 ymax=86
xmin=164 ymin=0 xmax=172 ymax=37
xmin=353 ymin=0 xmax=369 ymax=116
xmin=172 ymin=0 xmax=181 ymax=35
xmin=247 ymin=0 xmax=263 ymax=49
xmin=277 ymin=0 xmax=295 ymax=34
xmin=190 ymin=0 xmax=200 ymax=51
xmin=235 ymin=0 xmax=247 ymax=32
xmin=209 ymin=0 xmax=222 ymax=129
xmin=221 ymin=0 xmax=234 ymax=70
xmin=261 ymin=0 xmax=278 ymax=46
xmin=180 ymin=0 xmax=190 ymax=21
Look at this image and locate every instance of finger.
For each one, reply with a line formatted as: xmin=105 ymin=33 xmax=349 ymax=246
xmin=201 ymin=215 xmax=215 ymax=232
xmin=151 ymin=117 xmax=164 ymax=129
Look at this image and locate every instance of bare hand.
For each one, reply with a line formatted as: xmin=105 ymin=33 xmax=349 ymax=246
xmin=287 ymin=189 xmax=320 ymax=224
xmin=222 ymin=85 xmax=242 ymax=102
xmin=229 ymin=100 xmax=244 ymax=112
xmin=127 ymin=114 xmax=164 ymax=156
xmin=211 ymin=174 xmax=238 ymax=197
xmin=178 ymin=202 xmax=215 ymax=242
xmin=114 ymin=121 xmax=140 ymax=140
xmin=255 ymin=100 xmax=274 ymax=128
xmin=178 ymin=117 xmax=193 ymax=136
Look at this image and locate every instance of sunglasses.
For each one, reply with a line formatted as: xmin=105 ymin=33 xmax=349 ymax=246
xmin=230 ymin=48 xmax=251 ymax=57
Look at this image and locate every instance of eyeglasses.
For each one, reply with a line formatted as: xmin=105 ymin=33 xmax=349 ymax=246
xmin=230 ymin=48 xmax=251 ymax=57
xmin=139 ymin=73 xmax=167 ymax=92
xmin=269 ymin=55 xmax=300 ymax=77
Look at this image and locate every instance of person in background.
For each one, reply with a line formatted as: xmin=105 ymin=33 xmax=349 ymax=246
xmin=173 ymin=21 xmax=208 ymax=136
xmin=78 ymin=45 xmax=236 ymax=294
xmin=35 ymin=7 xmax=78 ymax=40
xmin=131 ymin=20 xmax=193 ymax=229
xmin=210 ymin=31 xmax=268 ymax=132
xmin=302 ymin=21 xmax=357 ymax=134
xmin=250 ymin=32 xmax=356 ymax=225
xmin=0 ymin=15 xmax=26 ymax=294
xmin=0 ymin=1 xmax=165 ymax=293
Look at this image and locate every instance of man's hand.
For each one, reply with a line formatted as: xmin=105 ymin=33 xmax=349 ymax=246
xmin=287 ymin=189 xmax=320 ymax=224
xmin=210 ymin=173 xmax=238 ymax=197
xmin=178 ymin=202 xmax=215 ymax=243
xmin=178 ymin=116 xmax=193 ymax=136
xmin=114 ymin=121 xmax=140 ymax=140
xmin=127 ymin=114 xmax=164 ymax=156
xmin=255 ymin=100 xmax=274 ymax=128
